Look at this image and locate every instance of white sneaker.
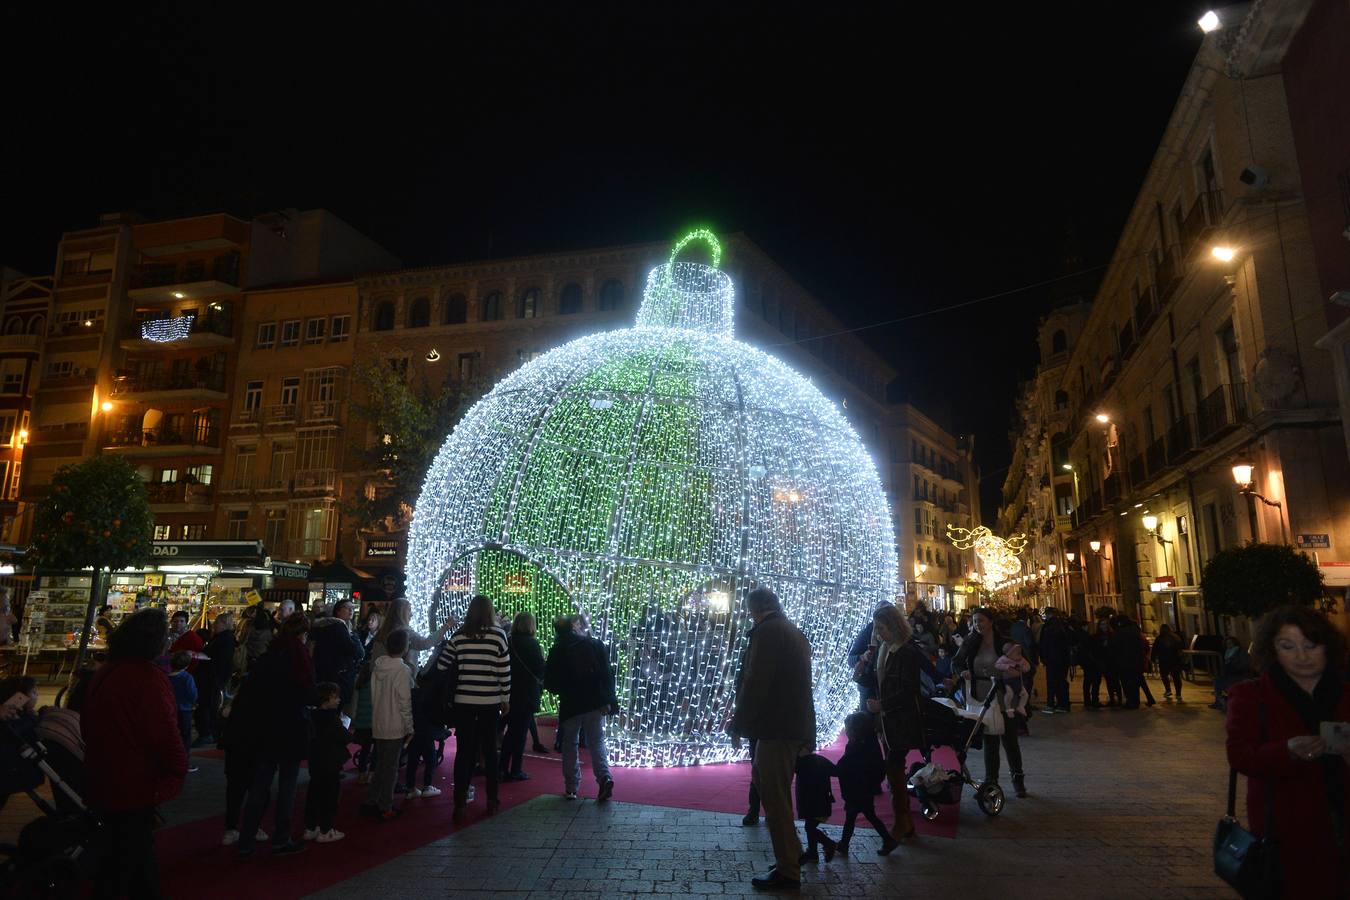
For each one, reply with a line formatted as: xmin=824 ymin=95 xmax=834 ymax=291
xmin=466 ymin=786 xmax=476 ymax=802
xmin=254 ymin=829 xmax=269 ymax=842
xmin=564 ymin=791 xmax=578 ymax=800
xmin=419 ymin=785 xmax=442 ymax=798
xmin=222 ymin=829 xmax=240 ymax=846
xmin=316 ymin=829 xmax=345 ymax=843
xmin=406 ymin=787 xmax=422 ymax=799
xmin=302 ymin=827 xmax=320 ymax=841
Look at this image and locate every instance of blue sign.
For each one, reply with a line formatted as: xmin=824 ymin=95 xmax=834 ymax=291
xmin=1296 ymin=534 xmax=1330 ymax=549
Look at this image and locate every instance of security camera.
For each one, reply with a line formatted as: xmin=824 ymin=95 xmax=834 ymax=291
xmin=1239 ymin=165 xmax=1269 ymax=189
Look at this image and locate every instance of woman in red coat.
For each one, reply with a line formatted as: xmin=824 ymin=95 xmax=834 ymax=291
xmin=1225 ymin=605 xmax=1349 ymax=898
xmin=81 ymin=608 xmax=188 ymax=900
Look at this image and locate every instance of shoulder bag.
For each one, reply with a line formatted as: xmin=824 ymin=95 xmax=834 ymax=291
xmin=1213 ymin=704 xmax=1279 ymax=898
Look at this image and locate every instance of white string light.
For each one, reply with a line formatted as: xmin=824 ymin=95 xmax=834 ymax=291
xmin=407 ymin=231 xmax=897 ymax=766
xmin=141 ymin=315 xmax=194 ymax=342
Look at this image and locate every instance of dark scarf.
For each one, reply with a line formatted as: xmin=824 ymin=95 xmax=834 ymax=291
xmin=1270 ymin=664 xmax=1346 ymax=849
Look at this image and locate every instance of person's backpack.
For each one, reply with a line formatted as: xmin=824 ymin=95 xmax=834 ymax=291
xmin=416 ymin=639 xmax=457 ymax=728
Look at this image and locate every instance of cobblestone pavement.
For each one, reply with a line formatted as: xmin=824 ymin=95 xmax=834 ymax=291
xmin=4 ymin=677 xmax=1236 ymax=898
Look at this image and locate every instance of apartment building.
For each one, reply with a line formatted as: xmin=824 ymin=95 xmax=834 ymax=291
xmin=999 ymin=1 xmax=1350 ymax=636
xmin=0 ymin=275 xmax=52 ymax=542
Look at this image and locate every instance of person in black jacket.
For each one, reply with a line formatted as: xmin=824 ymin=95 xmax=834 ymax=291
xmin=863 ymin=603 xmax=922 ymax=842
xmin=310 ymin=600 xmax=364 ymax=709
xmin=950 ymin=607 xmax=1028 ymax=798
xmin=834 ymin=711 xmax=896 ymax=857
xmin=1037 ymin=609 xmax=1073 ymax=714
xmin=544 ymin=615 xmax=617 ymax=802
xmin=303 ymin=682 xmax=351 ymax=843
xmin=196 ymin=612 xmax=236 ymax=746
xmin=500 ymin=612 xmax=545 ymax=781
xmin=1106 ymin=616 xmax=1145 ymax=709
xmin=1151 ymin=623 xmax=1185 ymax=701
xmin=794 ymin=751 xmax=837 ymax=864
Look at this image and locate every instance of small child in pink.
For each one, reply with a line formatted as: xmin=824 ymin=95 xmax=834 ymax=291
xmin=995 ymin=642 xmax=1031 ymax=716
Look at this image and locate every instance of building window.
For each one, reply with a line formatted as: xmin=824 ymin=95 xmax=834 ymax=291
xmin=443 ymin=294 xmax=467 ymax=325
xmin=7 ymin=461 xmax=18 ymax=500
xmin=914 ymin=508 xmax=923 ymax=534
xmin=0 ymin=413 xmax=14 ymax=446
xmin=227 ymin=510 xmax=249 ymax=540
xmin=265 ymin=508 xmax=288 ymax=556
xmin=458 ymin=352 xmax=475 ymax=383
xmin=481 ymin=292 xmax=503 ymax=321
xmin=519 ymin=288 xmax=540 ymax=319
xmin=373 ymin=300 xmax=395 ymax=331
xmin=256 ymin=322 xmax=276 ymax=349
xmin=407 ymin=297 xmax=430 ymax=328
xmin=559 ymin=283 xmax=582 ymax=315
xmin=153 ymin=524 xmax=172 ymax=540
xmin=280 ymin=377 xmax=300 ymax=408
xmin=304 ymin=318 xmax=326 ymax=344
xmin=279 ymin=320 xmax=301 ymax=348
xmin=269 ymin=444 xmax=295 ymax=489
xmin=186 ymin=464 xmax=213 ymax=485
xmin=329 ymin=315 xmax=351 ymax=342
xmin=159 ymin=468 xmax=178 ymax=483
xmin=916 ymin=546 xmax=923 ymax=563
xmin=598 ymin=279 xmax=624 ymax=311
xmin=386 ymin=356 xmax=409 ymax=377
xmin=182 ymin=524 xmax=207 ymax=540
xmin=233 ymin=446 xmax=256 ymax=490
xmin=1 ymin=361 xmax=24 ymax=394
xmin=244 ymin=380 xmax=263 ymax=412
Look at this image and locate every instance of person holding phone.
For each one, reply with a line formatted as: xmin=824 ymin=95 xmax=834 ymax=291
xmin=1225 ymin=605 xmax=1350 ymax=897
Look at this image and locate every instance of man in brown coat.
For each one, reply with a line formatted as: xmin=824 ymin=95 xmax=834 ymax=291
xmin=730 ymin=586 xmax=815 ymax=891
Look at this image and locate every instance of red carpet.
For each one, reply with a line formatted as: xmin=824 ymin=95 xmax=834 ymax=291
xmin=157 ymin=732 xmax=961 ymax=899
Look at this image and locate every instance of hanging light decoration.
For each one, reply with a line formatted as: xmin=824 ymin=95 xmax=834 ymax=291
xmin=406 ymin=230 xmax=897 ymax=766
xmin=946 ymin=524 xmax=1027 ymax=588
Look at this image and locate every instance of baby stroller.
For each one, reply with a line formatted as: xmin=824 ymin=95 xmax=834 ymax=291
xmin=0 ymin=718 xmax=101 ymax=898
xmin=906 ymin=682 xmax=1006 ymax=819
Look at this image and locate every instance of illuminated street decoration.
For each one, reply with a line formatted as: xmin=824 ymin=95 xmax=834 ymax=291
xmin=141 ymin=315 xmax=194 ymax=342
xmin=947 ymin=524 xmax=1027 ymax=588
xmin=407 ymin=230 xmax=897 ymax=766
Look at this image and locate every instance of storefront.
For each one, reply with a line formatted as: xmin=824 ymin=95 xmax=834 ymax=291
xmin=105 ymin=540 xmax=270 ymax=629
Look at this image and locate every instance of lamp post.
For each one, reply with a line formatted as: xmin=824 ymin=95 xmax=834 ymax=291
xmin=1232 ymin=461 xmax=1289 ymax=545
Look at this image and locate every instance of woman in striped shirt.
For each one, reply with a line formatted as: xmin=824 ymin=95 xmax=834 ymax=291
xmin=437 ymin=594 xmax=511 ymax=822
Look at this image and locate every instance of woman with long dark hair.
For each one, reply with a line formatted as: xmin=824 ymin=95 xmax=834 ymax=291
xmin=950 ymin=607 xmax=1028 ymax=797
xmin=435 ymin=594 xmax=510 ymax=822
xmin=500 ymin=611 xmax=545 ymax=781
xmin=1226 ymin=605 xmax=1350 ymax=898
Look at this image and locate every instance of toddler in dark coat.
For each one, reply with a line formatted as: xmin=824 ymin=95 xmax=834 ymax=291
xmin=834 ymin=712 xmax=898 ymax=856
xmin=794 ymin=751 xmax=838 ymax=863
xmin=303 ymin=682 xmax=352 ymax=842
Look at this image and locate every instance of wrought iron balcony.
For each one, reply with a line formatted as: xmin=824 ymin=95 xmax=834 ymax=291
xmin=1165 ymin=415 xmax=1197 ymax=464
xmin=1145 ymin=436 xmax=1167 ymax=476
xmin=110 ymin=370 xmax=227 ymax=396
xmin=1181 ymin=191 xmax=1224 ymax=256
xmin=1196 ymin=382 xmax=1250 ymax=444
xmin=146 ymin=480 xmax=215 ymax=505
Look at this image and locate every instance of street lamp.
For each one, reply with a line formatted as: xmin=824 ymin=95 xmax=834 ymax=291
xmin=1142 ymin=513 xmax=1159 ymax=533
xmin=1211 ymin=245 xmax=1237 ymax=262
xmin=1198 ymin=10 xmax=1221 ymax=32
xmin=1088 ymin=540 xmax=1101 ymax=553
xmin=1064 ymin=551 xmax=1075 ymax=564
xmin=1232 ymin=460 xmax=1289 ymax=544
xmin=1094 ymin=413 xmax=1110 ymax=424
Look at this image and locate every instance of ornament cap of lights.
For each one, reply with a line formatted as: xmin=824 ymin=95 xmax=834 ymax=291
xmin=406 ymin=229 xmax=896 ymax=767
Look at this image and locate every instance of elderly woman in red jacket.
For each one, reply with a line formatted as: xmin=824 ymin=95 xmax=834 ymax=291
xmin=81 ymin=608 xmax=188 ymax=900
xmin=1225 ymin=605 xmax=1350 ymax=898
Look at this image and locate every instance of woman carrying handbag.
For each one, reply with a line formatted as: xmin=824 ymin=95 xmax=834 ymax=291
xmin=860 ymin=604 xmax=922 ymax=845
xmin=1223 ymin=605 xmax=1349 ymax=898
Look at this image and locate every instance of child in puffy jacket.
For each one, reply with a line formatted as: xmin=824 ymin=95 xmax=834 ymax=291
xmin=794 ymin=751 xmax=838 ymax=864
xmin=833 ymin=712 xmax=898 ymax=856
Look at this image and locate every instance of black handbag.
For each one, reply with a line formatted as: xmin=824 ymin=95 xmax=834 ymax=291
xmin=1214 ymin=705 xmax=1279 ymax=898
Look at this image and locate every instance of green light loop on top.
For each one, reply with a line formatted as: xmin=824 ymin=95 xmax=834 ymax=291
xmin=668 ymin=228 xmax=722 ymax=272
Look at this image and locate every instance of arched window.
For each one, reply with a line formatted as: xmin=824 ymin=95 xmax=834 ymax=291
xmin=373 ymin=300 xmax=395 ymax=332
xmin=26 ymin=315 xmax=44 ymax=335
xmin=1051 ymin=329 xmax=1068 ymax=354
xmin=519 ymin=288 xmax=540 ymax=319
xmin=598 ymin=279 xmax=624 ymax=311
xmin=481 ymin=292 xmax=503 ymax=322
xmin=559 ymin=283 xmax=582 ymax=315
xmin=1054 ymin=390 xmax=1069 ymax=410
xmin=443 ymin=293 xmax=467 ymax=325
xmin=407 ymin=296 xmax=430 ymax=328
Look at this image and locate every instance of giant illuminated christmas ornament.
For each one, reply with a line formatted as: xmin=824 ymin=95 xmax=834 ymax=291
xmin=406 ymin=230 xmax=897 ymax=766
xmin=946 ymin=524 xmax=1027 ymax=588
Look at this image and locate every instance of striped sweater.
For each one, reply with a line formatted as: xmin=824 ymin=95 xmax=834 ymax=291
xmin=437 ymin=627 xmax=511 ymax=705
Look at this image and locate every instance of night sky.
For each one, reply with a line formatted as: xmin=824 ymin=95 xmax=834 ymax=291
xmin=1 ymin=1 xmax=1205 ymax=516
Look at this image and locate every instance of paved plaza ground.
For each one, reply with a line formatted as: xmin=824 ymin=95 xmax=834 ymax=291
xmin=4 ymin=676 xmax=1236 ymax=898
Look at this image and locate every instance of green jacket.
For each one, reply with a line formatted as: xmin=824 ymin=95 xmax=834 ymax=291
xmin=731 ymin=610 xmax=815 ymax=742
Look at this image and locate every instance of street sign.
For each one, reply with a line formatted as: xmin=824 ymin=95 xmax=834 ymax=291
xmin=1296 ymin=534 xmax=1330 ymax=549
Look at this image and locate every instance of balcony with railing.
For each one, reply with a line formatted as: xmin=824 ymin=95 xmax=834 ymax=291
xmin=31 ymin=422 xmax=89 ymax=444
xmin=303 ymin=400 xmax=338 ymax=424
xmin=1145 ymin=435 xmax=1167 ymax=476
xmin=105 ymin=425 xmax=221 ymax=454
xmin=1103 ymin=471 xmax=1122 ymax=505
xmin=0 ymin=334 xmax=42 ymax=353
xmin=110 ymin=369 xmax=227 ymax=399
xmin=294 ymin=468 xmax=338 ymax=493
xmin=231 ymin=407 xmax=262 ymax=429
xmin=38 ymin=368 xmax=97 ymax=391
xmin=1154 ymin=246 xmax=1183 ymax=305
xmin=221 ymin=474 xmax=255 ymax=494
xmin=1196 ymin=382 xmax=1250 ymax=444
xmin=1133 ymin=285 xmax=1159 ymax=334
xmin=1180 ymin=191 xmax=1224 ymax=257
xmin=1126 ymin=454 xmax=1145 ymax=488
xmin=1117 ymin=320 xmax=1136 ymax=362
xmin=127 ymin=253 xmax=241 ymax=303
xmin=48 ymin=319 xmax=106 ymax=340
xmin=121 ymin=310 xmax=233 ymax=350
xmin=267 ymin=404 xmax=297 ymax=425
xmin=146 ymin=480 xmax=215 ymax=507
xmin=1165 ymin=415 xmax=1197 ymax=464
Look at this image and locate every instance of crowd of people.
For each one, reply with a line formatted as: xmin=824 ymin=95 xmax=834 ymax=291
xmin=3 ymin=586 xmax=1348 ymax=896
